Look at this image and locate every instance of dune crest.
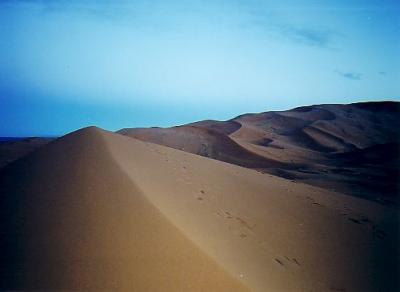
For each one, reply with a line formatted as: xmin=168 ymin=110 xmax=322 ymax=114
xmin=119 ymin=101 xmax=400 ymax=202
xmin=104 ymin=129 xmax=399 ymax=291
xmin=0 ymin=122 xmax=398 ymax=291
xmin=0 ymin=127 xmax=247 ymax=291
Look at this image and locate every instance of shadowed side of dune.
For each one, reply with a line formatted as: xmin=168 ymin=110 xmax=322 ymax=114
xmin=0 ymin=137 xmax=53 ymax=168
xmin=118 ymin=102 xmax=399 ymax=202
xmin=186 ymin=119 xmax=242 ymax=135
xmin=0 ymin=127 xmax=247 ymax=291
xmin=118 ymin=126 xmax=299 ymax=170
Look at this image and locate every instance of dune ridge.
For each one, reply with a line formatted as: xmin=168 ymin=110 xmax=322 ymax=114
xmin=0 ymin=137 xmax=53 ymax=168
xmin=105 ymin=128 xmax=398 ymax=291
xmin=0 ymin=119 xmax=398 ymax=291
xmin=0 ymin=127 xmax=246 ymax=291
xmin=119 ymin=101 xmax=400 ymax=202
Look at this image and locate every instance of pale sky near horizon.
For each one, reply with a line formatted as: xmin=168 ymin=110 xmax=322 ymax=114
xmin=0 ymin=0 xmax=399 ymax=136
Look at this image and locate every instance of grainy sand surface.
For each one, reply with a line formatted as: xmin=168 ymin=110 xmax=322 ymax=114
xmin=0 ymin=127 xmax=246 ymax=291
xmin=0 ymin=126 xmax=398 ymax=291
xmin=120 ymin=102 xmax=400 ymax=202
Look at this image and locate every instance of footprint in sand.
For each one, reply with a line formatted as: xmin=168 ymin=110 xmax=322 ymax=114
xmin=227 ymin=227 xmax=248 ymax=239
xmin=348 ymin=218 xmax=362 ymax=224
xmin=195 ymin=190 xmax=206 ymax=201
xmin=275 ymin=258 xmax=285 ymax=268
xmin=372 ymin=225 xmax=387 ymax=239
xmin=284 ymin=256 xmax=301 ymax=266
xmin=346 ymin=216 xmax=387 ymax=239
xmin=235 ymin=216 xmax=256 ymax=230
xmin=347 ymin=215 xmax=373 ymax=226
xmin=274 ymin=256 xmax=301 ymax=270
xmin=360 ymin=215 xmax=371 ymax=223
xmin=221 ymin=211 xmax=253 ymax=239
xmin=305 ymin=196 xmax=325 ymax=208
xmin=214 ymin=211 xmax=222 ymax=217
xmin=305 ymin=196 xmax=314 ymax=202
xmin=224 ymin=211 xmax=233 ymax=219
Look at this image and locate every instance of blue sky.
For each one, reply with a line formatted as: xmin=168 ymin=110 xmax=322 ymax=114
xmin=0 ymin=0 xmax=399 ymax=136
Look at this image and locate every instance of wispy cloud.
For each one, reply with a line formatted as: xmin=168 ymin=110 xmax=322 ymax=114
xmin=242 ymin=6 xmax=337 ymax=48
xmin=335 ymin=70 xmax=362 ymax=80
xmin=273 ymin=24 xmax=335 ymax=47
xmin=244 ymin=19 xmax=337 ymax=48
xmin=3 ymin=0 xmax=338 ymax=49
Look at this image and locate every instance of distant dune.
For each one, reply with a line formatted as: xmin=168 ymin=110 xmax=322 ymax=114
xmin=0 ymin=137 xmax=53 ymax=168
xmin=0 ymin=125 xmax=399 ymax=291
xmin=0 ymin=102 xmax=399 ymax=291
xmin=119 ymin=101 xmax=400 ymax=203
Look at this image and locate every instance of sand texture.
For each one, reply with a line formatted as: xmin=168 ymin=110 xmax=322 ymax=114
xmin=1 ymin=126 xmax=398 ymax=291
xmin=0 ymin=128 xmax=246 ymax=291
xmin=119 ymin=101 xmax=400 ymax=203
xmin=0 ymin=137 xmax=52 ymax=168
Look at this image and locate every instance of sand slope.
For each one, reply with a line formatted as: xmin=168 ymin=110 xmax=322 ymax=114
xmin=0 ymin=127 xmax=246 ymax=291
xmin=119 ymin=101 xmax=400 ymax=202
xmin=118 ymin=126 xmax=294 ymax=170
xmin=105 ymin=128 xmax=399 ymax=292
xmin=0 ymin=126 xmax=398 ymax=291
xmin=0 ymin=137 xmax=52 ymax=168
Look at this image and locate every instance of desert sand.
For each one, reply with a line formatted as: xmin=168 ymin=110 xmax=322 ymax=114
xmin=0 ymin=126 xmax=398 ymax=291
xmin=0 ymin=137 xmax=52 ymax=168
xmin=119 ymin=102 xmax=399 ymax=203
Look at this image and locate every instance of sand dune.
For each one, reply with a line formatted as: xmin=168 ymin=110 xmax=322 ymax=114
xmin=0 ymin=137 xmax=52 ymax=168
xmin=118 ymin=126 xmax=295 ymax=170
xmin=0 ymin=127 xmax=246 ymax=291
xmin=120 ymin=101 xmax=400 ymax=202
xmin=1 ymin=126 xmax=398 ymax=291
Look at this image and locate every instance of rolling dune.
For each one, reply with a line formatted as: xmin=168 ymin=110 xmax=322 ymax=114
xmin=0 ymin=127 xmax=246 ymax=291
xmin=1 ymin=126 xmax=398 ymax=291
xmin=0 ymin=137 xmax=52 ymax=168
xmin=120 ymin=101 xmax=400 ymax=202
